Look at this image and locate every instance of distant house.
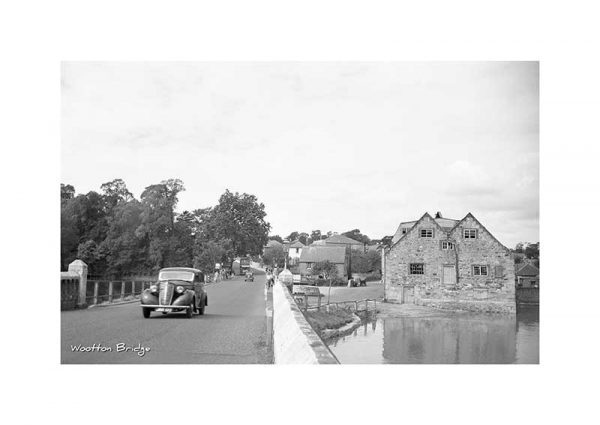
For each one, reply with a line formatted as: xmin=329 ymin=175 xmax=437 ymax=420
xmin=287 ymin=240 xmax=305 ymax=265
xmin=383 ymin=212 xmax=516 ymax=313
xmin=312 ymin=233 xmax=364 ymax=251
xmin=298 ymin=246 xmax=348 ymax=279
xmin=515 ymin=263 xmax=539 ymax=288
xmin=263 ymin=239 xmax=283 ymax=256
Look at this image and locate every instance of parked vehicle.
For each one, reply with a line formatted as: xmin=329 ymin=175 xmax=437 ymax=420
xmin=244 ymin=271 xmax=254 ymax=282
xmin=240 ymin=257 xmax=251 ymax=275
xmin=140 ymin=267 xmax=208 ymax=319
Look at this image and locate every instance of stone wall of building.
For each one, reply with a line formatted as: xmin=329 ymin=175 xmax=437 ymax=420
xmin=384 ymin=214 xmax=515 ymax=313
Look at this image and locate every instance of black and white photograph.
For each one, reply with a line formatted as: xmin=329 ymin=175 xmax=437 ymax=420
xmin=5 ymin=2 xmax=600 ymax=424
xmin=60 ymin=61 xmax=539 ymax=364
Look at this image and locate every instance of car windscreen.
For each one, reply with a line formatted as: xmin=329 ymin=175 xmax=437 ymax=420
xmin=158 ymin=271 xmax=195 ymax=282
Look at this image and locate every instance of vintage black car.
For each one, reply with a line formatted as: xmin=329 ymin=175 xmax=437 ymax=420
xmin=140 ymin=267 xmax=207 ymax=318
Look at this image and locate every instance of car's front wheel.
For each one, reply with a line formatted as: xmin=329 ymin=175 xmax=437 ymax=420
xmin=186 ymin=301 xmax=193 ymax=318
xmin=142 ymin=308 xmax=151 ymax=319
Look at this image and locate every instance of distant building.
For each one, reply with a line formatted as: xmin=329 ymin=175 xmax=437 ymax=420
xmin=311 ymin=233 xmax=364 ymax=251
xmin=298 ymin=246 xmax=348 ymax=279
xmin=263 ymin=239 xmax=283 ymax=256
xmin=383 ymin=212 xmax=516 ymax=313
xmin=515 ymin=263 xmax=539 ymax=288
xmin=287 ymin=240 xmax=305 ymax=265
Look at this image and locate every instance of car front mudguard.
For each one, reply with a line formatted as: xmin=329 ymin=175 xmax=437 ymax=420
xmin=141 ymin=290 xmax=158 ymax=306
xmin=171 ymin=290 xmax=194 ymax=307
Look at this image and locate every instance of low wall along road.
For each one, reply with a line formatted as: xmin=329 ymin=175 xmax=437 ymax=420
xmin=272 ymin=281 xmax=339 ymax=364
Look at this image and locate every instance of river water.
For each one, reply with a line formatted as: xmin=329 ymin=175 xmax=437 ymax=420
xmin=327 ymin=306 xmax=539 ymax=364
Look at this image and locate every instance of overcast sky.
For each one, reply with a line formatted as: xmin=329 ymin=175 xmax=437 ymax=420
xmin=61 ymin=62 xmax=538 ymax=247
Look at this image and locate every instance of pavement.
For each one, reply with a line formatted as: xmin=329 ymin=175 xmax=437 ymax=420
xmin=61 ymin=269 xmax=272 ymax=364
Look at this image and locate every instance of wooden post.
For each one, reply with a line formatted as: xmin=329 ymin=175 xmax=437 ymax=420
xmin=120 ymin=281 xmax=125 ymax=300
xmin=317 ymin=294 xmax=322 ymax=311
xmin=108 ymin=281 xmax=114 ymax=303
xmin=93 ymin=281 xmax=99 ymax=305
xmin=365 ymin=299 xmax=369 ymax=312
xmin=303 ymin=294 xmax=308 ymax=311
xmin=131 ymin=280 xmax=136 ymax=296
xmin=354 ymin=301 xmax=358 ymax=312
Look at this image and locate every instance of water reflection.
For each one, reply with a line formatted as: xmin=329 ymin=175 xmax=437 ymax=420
xmin=329 ymin=307 xmax=539 ymax=364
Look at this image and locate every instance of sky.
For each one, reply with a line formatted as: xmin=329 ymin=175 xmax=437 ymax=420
xmin=61 ymin=62 xmax=539 ymax=247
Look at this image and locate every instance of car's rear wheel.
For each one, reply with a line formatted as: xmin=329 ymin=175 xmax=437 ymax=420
xmin=142 ymin=308 xmax=151 ymax=318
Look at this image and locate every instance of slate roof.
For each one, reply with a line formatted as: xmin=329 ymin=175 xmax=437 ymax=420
xmin=323 ymin=234 xmax=364 ymax=246
xmin=265 ymin=240 xmax=283 ymax=248
xmin=289 ymin=240 xmax=305 ymax=248
xmin=516 ymin=263 xmax=539 ymax=276
xmin=391 ymin=216 xmax=459 ymax=244
xmin=299 ymin=246 xmax=346 ymax=264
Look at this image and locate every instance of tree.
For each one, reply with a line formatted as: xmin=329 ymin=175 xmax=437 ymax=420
xmin=210 ymin=189 xmax=270 ymax=260
xmin=99 ymin=199 xmax=145 ymax=277
xmin=312 ymin=260 xmax=339 ymax=280
xmin=193 ymin=239 xmax=234 ymax=273
xmin=287 ymin=231 xmax=299 ymax=242
xmin=310 ymin=230 xmax=322 ymax=242
xmin=101 ymin=178 xmax=134 ymax=210
xmin=515 ymin=242 xmax=524 ymax=253
xmin=268 ymin=235 xmax=284 ymax=243
xmin=136 ymin=179 xmax=186 ymax=271
xmin=61 ymin=184 xmax=75 ymax=203
xmin=525 ymin=242 xmax=539 ymax=259
xmin=298 ymin=232 xmax=309 ymax=245
xmin=312 ymin=260 xmax=340 ymax=304
xmin=342 ymin=228 xmax=371 ymax=245
xmin=262 ymin=244 xmax=286 ymax=268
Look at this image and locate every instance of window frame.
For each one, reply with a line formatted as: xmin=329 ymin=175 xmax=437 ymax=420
xmin=419 ymin=228 xmax=434 ymax=238
xmin=441 ymin=241 xmax=454 ymax=250
xmin=463 ymin=228 xmax=478 ymax=239
xmin=409 ymin=263 xmax=425 ymax=275
xmin=472 ymin=265 xmax=489 ymax=276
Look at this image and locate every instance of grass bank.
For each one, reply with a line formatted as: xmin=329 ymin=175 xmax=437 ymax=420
xmin=304 ymin=309 xmax=355 ymax=333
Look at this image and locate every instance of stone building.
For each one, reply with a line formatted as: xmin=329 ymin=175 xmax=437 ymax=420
xmin=383 ymin=212 xmax=515 ymax=313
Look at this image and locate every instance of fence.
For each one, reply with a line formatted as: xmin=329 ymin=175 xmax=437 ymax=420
xmin=85 ymin=280 xmax=156 ymax=306
xmin=294 ymin=293 xmax=377 ymax=314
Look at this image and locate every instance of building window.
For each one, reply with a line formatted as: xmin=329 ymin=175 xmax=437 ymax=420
xmin=305 ymin=262 xmax=313 ymax=269
xmin=419 ymin=228 xmax=434 ymax=238
xmin=402 ymin=228 xmax=407 ymax=234
xmin=441 ymin=241 xmax=454 ymax=250
xmin=463 ymin=229 xmax=477 ymax=239
xmin=472 ymin=265 xmax=488 ymax=276
xmin=409 ymin=263 xmax=424 ymax=275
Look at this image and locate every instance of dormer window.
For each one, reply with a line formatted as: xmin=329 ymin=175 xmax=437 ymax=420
xmin=419 ymin=228 xmax=434 ymax=238
xmin=463 ymin=229 xmax=477 ymax=239
xmin=402 ymin=228 xmax=407 ymax=234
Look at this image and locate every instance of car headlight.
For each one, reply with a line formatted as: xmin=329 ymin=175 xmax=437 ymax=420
xmin=176 ymin=285 xmax=185 ymax=294
xmin=150 ymin=285 xmax=158 ymax=293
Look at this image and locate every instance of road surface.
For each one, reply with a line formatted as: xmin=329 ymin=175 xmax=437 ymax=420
xmin=61 ymin=270 xmax=272 ymax=364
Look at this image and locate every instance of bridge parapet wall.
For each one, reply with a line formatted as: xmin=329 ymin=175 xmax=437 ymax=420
xmin=272 ymin=281 xmax=339 ymax=364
